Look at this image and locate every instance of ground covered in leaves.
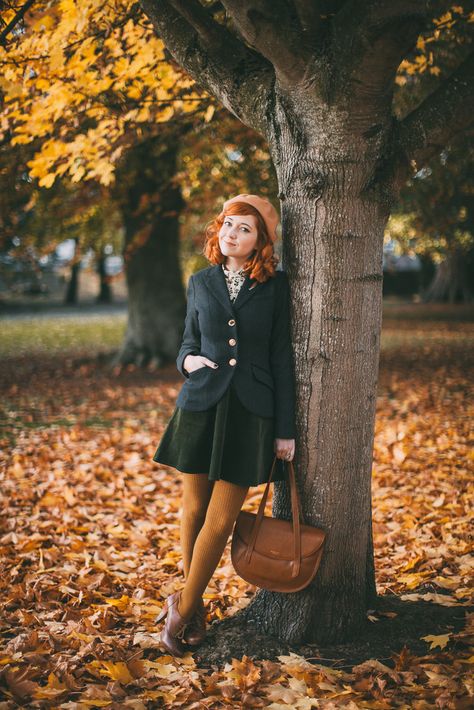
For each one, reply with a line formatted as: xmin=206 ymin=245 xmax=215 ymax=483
xmin=0 ymin=304 xmax=473 ymax=708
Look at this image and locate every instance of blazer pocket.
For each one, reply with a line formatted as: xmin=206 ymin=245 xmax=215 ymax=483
xmin=251 ymin=363 xmax=274 ymax=390
xmin=188 ymin=365 xmax=210 ymax=378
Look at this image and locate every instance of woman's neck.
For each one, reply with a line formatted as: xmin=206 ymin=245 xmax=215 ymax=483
xmin=224 ymin=256 xmax=247 ymax=272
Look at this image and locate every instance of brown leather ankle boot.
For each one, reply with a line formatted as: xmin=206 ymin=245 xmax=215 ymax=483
xmin=183 ymin=598 xmax=207 ymax=645
xmin=155 ymin=591 xmax=193 ymax=657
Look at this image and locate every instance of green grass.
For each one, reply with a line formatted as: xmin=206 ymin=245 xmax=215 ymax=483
xmin=0 ymin=314 xmax=126 ymax=358
xmin=1 ymin=304 xmax=473 ymax=359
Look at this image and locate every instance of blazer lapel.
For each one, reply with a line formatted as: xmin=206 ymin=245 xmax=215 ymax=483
xmin=204 ymin=264 xmax=262 ymax=316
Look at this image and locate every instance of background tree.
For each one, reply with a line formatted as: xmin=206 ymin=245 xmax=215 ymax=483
xmin=0 ymin=0 xmax=210 ymax=361
xmin=177 ymin=112 xmax=279 ymax=273
xmin=387 ymin=132 xmax=474 ymax=303
xmin=137 ymin=0 xmax=474 ymax=644
xmin=390 ymin=3 xmax=474 ymax=302
xmin=1 ymin=0 xmax=278 ymax=362
xmin=0 ymin=129 xmax=123 ymax=304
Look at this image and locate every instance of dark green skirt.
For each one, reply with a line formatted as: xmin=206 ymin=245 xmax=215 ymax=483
xmin=153 ymin=382 xmax=287 ymax=487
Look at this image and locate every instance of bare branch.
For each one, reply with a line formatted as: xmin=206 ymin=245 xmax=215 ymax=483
xmin=0 ymin=0 xmax=35 ymax=48
xmin=397 ymin=50 xmax=474 ymax=172
xmin=220 ymin=0 xmax=309 ymax=85
xmin=139 ymin=0 xmax=274 ymax=136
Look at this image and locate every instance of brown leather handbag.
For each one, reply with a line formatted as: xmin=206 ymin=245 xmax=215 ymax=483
xmin=231 ymin=455 xmax=326 ymax=592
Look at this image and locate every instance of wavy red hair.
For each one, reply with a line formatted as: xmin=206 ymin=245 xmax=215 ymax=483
xmin=203 ymin=201 xmax=279 ymax=282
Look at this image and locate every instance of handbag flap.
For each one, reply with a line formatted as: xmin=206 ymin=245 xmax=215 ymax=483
xmin=234 ymin=510 xmax=325 ymax=560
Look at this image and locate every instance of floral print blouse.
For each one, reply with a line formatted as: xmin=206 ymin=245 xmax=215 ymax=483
xmin=221 ymin=263 xmax=246 ymax=302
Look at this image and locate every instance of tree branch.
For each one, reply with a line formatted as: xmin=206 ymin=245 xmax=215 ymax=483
xmin=0 ymin=0 xmax=36 ymax=47
xmin=139 ymin=0 xmax=274 ymax=136
xmin=166 ymin=0 xmax=230 ymax=46
xmin=396 ymin=50 xmax=474 ymax=172
xmin=292 ymin=0 xmax=322 ymax=33
xmin=330 ymin=1 xmax=428 ymax=108
xmin=292 ymin=0 xmax=347 ymax=39
xmin=220 ymin=0 xmax=309 ymax=85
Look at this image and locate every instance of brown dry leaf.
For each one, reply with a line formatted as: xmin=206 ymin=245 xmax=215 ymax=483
xmin=1 ymin=314 xmax=473 ymax=708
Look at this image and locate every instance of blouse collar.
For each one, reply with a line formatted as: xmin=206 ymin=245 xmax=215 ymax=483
xmin=222 ymin=262 xmax=246 ymax=276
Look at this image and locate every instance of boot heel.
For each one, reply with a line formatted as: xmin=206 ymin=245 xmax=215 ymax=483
xmin=159 ymin=590 xmax=190 ymax=657
xmin=155 ymin=601 xmax=168 ymax=624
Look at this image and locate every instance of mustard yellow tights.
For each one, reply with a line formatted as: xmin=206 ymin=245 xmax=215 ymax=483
xmin=178 ymin=474 xmax=249 ymax=619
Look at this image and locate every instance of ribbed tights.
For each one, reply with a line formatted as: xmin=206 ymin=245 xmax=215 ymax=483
xmin=178 ymin=475 xmax=249 ymax=619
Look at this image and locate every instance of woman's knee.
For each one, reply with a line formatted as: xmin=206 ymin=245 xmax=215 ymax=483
xmin=194 ymin=479 xmax=248 ymax=533
xmin=181 ymin=475 xmax=213 ymax=517
xmin=181 ymin=498 xmax=209 ymax=524
xmin=201 ymin=513 xmax=236 ymax=540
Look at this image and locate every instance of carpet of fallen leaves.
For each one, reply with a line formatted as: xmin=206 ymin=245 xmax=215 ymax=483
xmin=0 ymin=309 xmax=473 ymax=708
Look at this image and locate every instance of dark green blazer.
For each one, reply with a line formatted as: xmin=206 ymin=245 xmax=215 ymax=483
xmin=175 ymin=264 xmax=296 ymax=439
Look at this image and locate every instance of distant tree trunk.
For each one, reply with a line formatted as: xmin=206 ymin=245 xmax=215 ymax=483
xmin=422 ymin=248 xmax=474 ymax=303
xmin=64 ymin=238 xmax=80 ymax=305
xmin=114 ymin=134 xmax=186 ymax=367
xmin=96 ymin=252 xmax=112 ymax=304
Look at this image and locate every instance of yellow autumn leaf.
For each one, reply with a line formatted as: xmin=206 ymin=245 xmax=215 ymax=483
xmin=89 ymin=660 xmax=134 ymax=684
xmin=71 ymin=165 xmax=86 ymax=183
xmin=400 ymin=555 xmax=424 ymax=572
xmin=37 ymin=491 xmax=63 ymax=506
xmin=437 ymin=12 xmax=452 ymax=24
xmin=38 ymin=174 xmax=57 ymax=188
xmin=416 ymin=37 xmax=426 ymax=51
xmin=104 ymin=594 xmax=130 ymax=610
xmin=422 ymin=633 xmax=451 ymax=650
xmin=204 ymin=105 xmax=216 ymax=122
xmin=78 ymin=701 xmax=111 ymax=707
xmin=33 ymin=672 xmax=68 ymax=698
xmin=397 ymin=571 xmax=431 ymax=588
xmin=11 ymin=134 xmax=34 ymax=146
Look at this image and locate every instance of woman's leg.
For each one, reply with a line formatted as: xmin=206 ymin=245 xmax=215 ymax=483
xmin=180 ymin=473 xmax=214 ymax=579
xmin=178 ymin=479 xmax=249 ymax=619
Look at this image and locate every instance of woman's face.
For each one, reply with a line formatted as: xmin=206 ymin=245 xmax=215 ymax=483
xmin=218 ymin=214 xmax=259 ymax=261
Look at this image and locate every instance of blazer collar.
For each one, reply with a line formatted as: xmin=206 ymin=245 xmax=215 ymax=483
xmin=204 ymin=263 xmax=262 ymax=317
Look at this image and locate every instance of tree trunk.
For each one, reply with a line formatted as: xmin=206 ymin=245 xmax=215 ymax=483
xmin=138 ymin=0 xmax=474 ymax=650
xmin=114 ymin=135 xmax=186 ymax=367
xmin=96 ymin=252 xmax=112 ymax=304
xmin=422 ymin=248 xmax=474 ymax=303
xmin=64 ymin=238 xmax=80 ymax=305
xmin=240 ymin=92 xmax=391 ymax=645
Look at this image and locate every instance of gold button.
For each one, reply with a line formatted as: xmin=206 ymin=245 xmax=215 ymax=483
xmin=229 ymin=338 xmax=236 ymax=346
xmin=228 ymin=319 xmax=236 ymax=326
xmin=229 ymin=358 xmax=237 ymax=366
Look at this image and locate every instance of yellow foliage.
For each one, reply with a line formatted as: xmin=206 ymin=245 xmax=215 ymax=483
xmin=0 ymin=0 xmax=209 ymax=187
xmin=422 ymin=633 xmax=452 ymax=650
xmin=397 ymin=5 xmax=467 ymax=84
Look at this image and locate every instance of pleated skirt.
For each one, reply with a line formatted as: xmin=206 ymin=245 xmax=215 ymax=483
xmin=153 ymin=381 xmax=287 ymax=487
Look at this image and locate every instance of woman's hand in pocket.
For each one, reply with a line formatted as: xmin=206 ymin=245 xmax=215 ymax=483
xmin=184 ymin=354 xmax=219 ymax=374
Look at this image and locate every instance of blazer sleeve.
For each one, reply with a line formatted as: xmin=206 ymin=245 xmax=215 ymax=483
xmin=269 ymin=271 xmax=297 ymax=439
xmin=176 ymin=274 xmax=201 ymax=378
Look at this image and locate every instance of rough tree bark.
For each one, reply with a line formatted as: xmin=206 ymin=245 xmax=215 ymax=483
xmin=113 ymin=134 xmax=186 ymax=367
xmin=139 ymin=0 xmax=474 ymax=643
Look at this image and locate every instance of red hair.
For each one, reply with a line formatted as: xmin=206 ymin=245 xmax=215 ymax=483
xmin=203 ymin=202 xmax=279 ymax=282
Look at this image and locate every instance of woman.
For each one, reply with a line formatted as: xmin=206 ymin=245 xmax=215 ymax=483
xmin=153 ymin=193 xmax=296 ymax=656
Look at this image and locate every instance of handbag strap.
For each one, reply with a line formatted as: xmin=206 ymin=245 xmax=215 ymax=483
xmin=244 ymin=455 xmax=302 ymax=578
